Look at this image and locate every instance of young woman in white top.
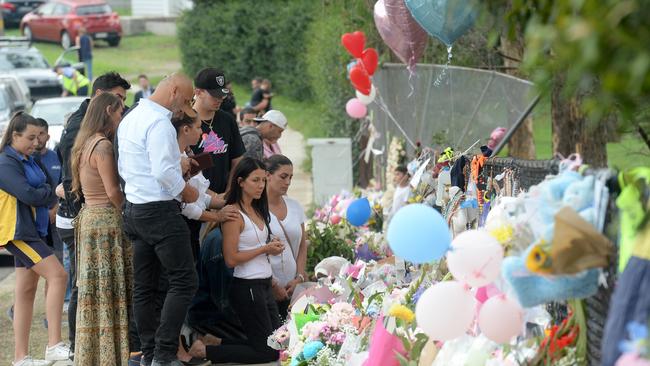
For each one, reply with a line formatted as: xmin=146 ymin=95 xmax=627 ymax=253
xmin=189 ymin=157 xmax=284 ymax=364
xmin=264 ymin=155 xmax=308 ymax=317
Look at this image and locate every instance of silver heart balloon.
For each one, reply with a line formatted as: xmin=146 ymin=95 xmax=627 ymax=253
xmin=374 ymin=0 xmax=428 ymax=70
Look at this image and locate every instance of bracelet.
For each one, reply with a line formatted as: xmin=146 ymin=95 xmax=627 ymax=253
xmin=297 ymin=274 xmax=305 ymax=282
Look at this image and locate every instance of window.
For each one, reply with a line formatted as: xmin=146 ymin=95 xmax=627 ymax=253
xmin=0 ymin=52 xmax=50 ymax=70
xmin=36 ymin=2 xmax=56 ymax=15
xmin=53 ymin=4 xmax=71 ymax=16
xmin=76 ymin=4 xmax=112 ymax=15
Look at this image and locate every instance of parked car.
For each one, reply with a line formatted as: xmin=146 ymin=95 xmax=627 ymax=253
xmin=0 ymin=73 xmax=32 ymax=110
xmin=0 ymin=37 xmax=68 ymax=99
xmin=20 ymin=0 xmax=122 ymax=49
xmin=1 ymin=0 xmax=46 ymax=27
xmin=30 ymin=96 xmax=85 ymax=149
xmin=0 ymin=82 xmax=30 ymax=137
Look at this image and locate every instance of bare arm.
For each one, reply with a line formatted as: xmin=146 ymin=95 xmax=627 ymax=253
xmin=222 ymin=212 xmax=268 ymax=268
xmin=93 ymin=139 xmax=124 ymax=209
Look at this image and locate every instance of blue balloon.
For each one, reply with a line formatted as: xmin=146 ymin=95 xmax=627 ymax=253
xmin=387 ymin=203 xmax=451 ymax=263
xmin=346 ymin=197 xmax=372 ymax=226
xmin=405 ymin=0 xmax=477 ymax=46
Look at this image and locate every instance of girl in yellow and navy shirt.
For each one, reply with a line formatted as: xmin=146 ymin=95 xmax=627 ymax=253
xmin=0 ymin=112 xmax=72 ymax=366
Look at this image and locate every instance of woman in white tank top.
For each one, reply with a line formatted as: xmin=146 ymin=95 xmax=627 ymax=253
xmin=188 ymin=157 xmax=284 ymax=364
xmin=264 ymin=155 xmax=308 ymax=318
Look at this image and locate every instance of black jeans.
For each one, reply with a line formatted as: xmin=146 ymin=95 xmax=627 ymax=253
xmin=56 ymin=228 xmax=76 ymax=350
xmin=123 ymin=200 xmax=198 ymax=363
xmin=205 ymin=277 xmax=281 ymax=364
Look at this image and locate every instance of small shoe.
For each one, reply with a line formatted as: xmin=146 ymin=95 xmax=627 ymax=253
xmin=44 ymin=342 xmax=73 ymax=361
xmin=12 ymin=356 xmax=54 ymax=366
xmin=181 ymin=357 xmax=210 ymax=366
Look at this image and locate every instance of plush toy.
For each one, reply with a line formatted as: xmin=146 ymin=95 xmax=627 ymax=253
xmin=563 ymin=175 xmax=595 ymax=216
xmin=502 ymin=248 xmax=600 ymax=308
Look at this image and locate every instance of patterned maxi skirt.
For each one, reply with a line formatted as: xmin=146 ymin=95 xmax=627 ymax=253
xmin=74 ymin=205 xmax=133 ymax=365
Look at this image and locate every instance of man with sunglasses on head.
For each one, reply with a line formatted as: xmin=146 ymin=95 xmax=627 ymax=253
xmin=55 ymin=71 xmax=131 ymax=358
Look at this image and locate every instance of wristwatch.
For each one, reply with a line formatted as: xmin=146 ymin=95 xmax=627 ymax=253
xmin=297 ymin=274 xmax=305 ymax=282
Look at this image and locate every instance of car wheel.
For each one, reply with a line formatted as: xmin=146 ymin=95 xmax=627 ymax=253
xmin=107 ymin=37 xmax=121 ymax=47
xmin=23 ymin=25 xmax=33 ymax=41
xmin=61 ymin=31 xmax=72 ymax=49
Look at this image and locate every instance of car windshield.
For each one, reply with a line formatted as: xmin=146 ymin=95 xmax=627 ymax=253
xmin=31 ymin=101 xmax=83 ymax=126
xmin=76 ymin=4 xmax=112 ymax=15
xmin=0 ymin=52 xmax=49 ymax=70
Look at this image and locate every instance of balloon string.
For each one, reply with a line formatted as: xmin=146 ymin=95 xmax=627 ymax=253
xmin=434 ymin=45 xmax=453 ymax=87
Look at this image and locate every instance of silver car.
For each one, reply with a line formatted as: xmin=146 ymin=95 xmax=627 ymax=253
xmin=30 ymin=96 xmax=86 ymax=149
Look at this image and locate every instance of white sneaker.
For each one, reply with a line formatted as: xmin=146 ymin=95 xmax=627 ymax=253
xmin=12 ymin=356 xmax=53 ymax=366
xmin=44 ymin=342 xmax=72 ymax=361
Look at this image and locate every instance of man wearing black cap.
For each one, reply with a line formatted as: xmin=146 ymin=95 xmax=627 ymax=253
xmin=192 ymin=68 xmax=245 ymax=194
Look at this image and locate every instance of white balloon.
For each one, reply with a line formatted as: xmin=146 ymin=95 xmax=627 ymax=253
xmin=355 ymin=85 xmax=376 ymax=104
xmin=478 ymin=295 xmax=524 ymax=343
xmin=447 ymin=230 xmax=504 ymax=287
xmin=415 ymin=281 xmax=475 ymax=341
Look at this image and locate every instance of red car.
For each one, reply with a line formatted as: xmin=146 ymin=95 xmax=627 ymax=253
xmin=20 ymin=0 xmax=122 ymax=48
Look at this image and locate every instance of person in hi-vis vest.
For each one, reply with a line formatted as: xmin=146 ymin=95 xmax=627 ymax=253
xmin=54 ymin=64 xmax=90 ymax=97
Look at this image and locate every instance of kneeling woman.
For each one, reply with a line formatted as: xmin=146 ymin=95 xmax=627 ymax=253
xmin=190 ymin=157 xmax=284 ymax=364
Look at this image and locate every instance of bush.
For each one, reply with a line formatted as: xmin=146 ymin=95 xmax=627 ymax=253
xmin=177 ymin=0 xmax=316 ymax=100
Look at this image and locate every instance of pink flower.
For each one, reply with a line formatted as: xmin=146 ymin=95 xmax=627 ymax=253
xmin=301 ymin=321 xmax=327 ymax=341
xmin=327 ymin=331 xmax=347 ymax=345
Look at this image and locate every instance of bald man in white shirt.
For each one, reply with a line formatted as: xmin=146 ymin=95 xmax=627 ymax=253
xmin=118 ymin=73 xmax=200 ymax=366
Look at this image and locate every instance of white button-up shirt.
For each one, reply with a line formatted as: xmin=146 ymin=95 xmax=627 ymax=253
xmin=117 ymin=99 xmax=185 ymax=204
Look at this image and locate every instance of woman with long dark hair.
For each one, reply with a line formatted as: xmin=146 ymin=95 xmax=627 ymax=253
xmin=70 ymin=92 xmax=132 ymax=365
xmin=0 ymin=112 xmax=70 ymax=366
xmin=188 ymin=157 xmax=284 ymax=364
xmin=265 ymin=155 xmax=308 ymax=318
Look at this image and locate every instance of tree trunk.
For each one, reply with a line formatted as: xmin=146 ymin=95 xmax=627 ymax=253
xmin=500 ymin=35 xmax=536 ymax=159
xmin=551 ymin=73 xmax=609 ymax=167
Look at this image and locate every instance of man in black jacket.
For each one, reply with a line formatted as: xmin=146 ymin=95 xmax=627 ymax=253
xmin=55 ymin=72 xmax=130 ymax=352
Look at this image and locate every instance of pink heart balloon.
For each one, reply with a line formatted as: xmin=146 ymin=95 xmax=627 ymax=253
xmin=374 ymin=0 xmax=428 ymax=70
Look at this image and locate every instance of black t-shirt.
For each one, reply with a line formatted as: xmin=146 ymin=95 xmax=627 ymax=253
xmin=250 ymin=88 xmax=264 ymax=107
xmin=192 ymin=110 xmax=245 ymax=194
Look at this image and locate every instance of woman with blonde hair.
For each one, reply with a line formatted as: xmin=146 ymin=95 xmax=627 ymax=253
xmin=70 ymin=92 xmax=132 ymax=365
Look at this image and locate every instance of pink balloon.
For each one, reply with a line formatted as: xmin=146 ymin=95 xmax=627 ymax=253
xmin=475 ymin=283 xmax=501 ymax=304
xmin=374 ymin=0 xmax=428 ymax=70
xmin=346 ymin=98 xmax=367 ymax=119
xmin=415 ymin=281 xmax=475 ymax=341
xmin=447 ymin=230 xmax=504 ymax=288
xmin=330 ymin=214 xmax=342 ymax=225
xmin=478 ymin=295 xmax=524 ymax=343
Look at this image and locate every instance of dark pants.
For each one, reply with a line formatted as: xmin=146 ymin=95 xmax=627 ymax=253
xmin=187 ymin=228 xmax=245 ymax=340
xmin=123 ymin=200 xmax=198 ymax=363
xmin=56 ymin=228 xmax=77 ymax=350
xmin=205 ymin=277 xmax=280 ymax=364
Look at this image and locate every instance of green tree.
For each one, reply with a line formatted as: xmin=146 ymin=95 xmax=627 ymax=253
xmin=485 ymin=0 xmax=650 ymax=165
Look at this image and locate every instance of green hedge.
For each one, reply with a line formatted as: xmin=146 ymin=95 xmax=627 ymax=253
xmin=178 ymin=0 xmax=316 ymax=101
xmin=178 ymin=0 xmax=502 ymax=140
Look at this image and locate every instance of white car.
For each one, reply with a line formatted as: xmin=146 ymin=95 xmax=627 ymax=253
xmin=30 ymin=96 xmax=87 ymax=150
